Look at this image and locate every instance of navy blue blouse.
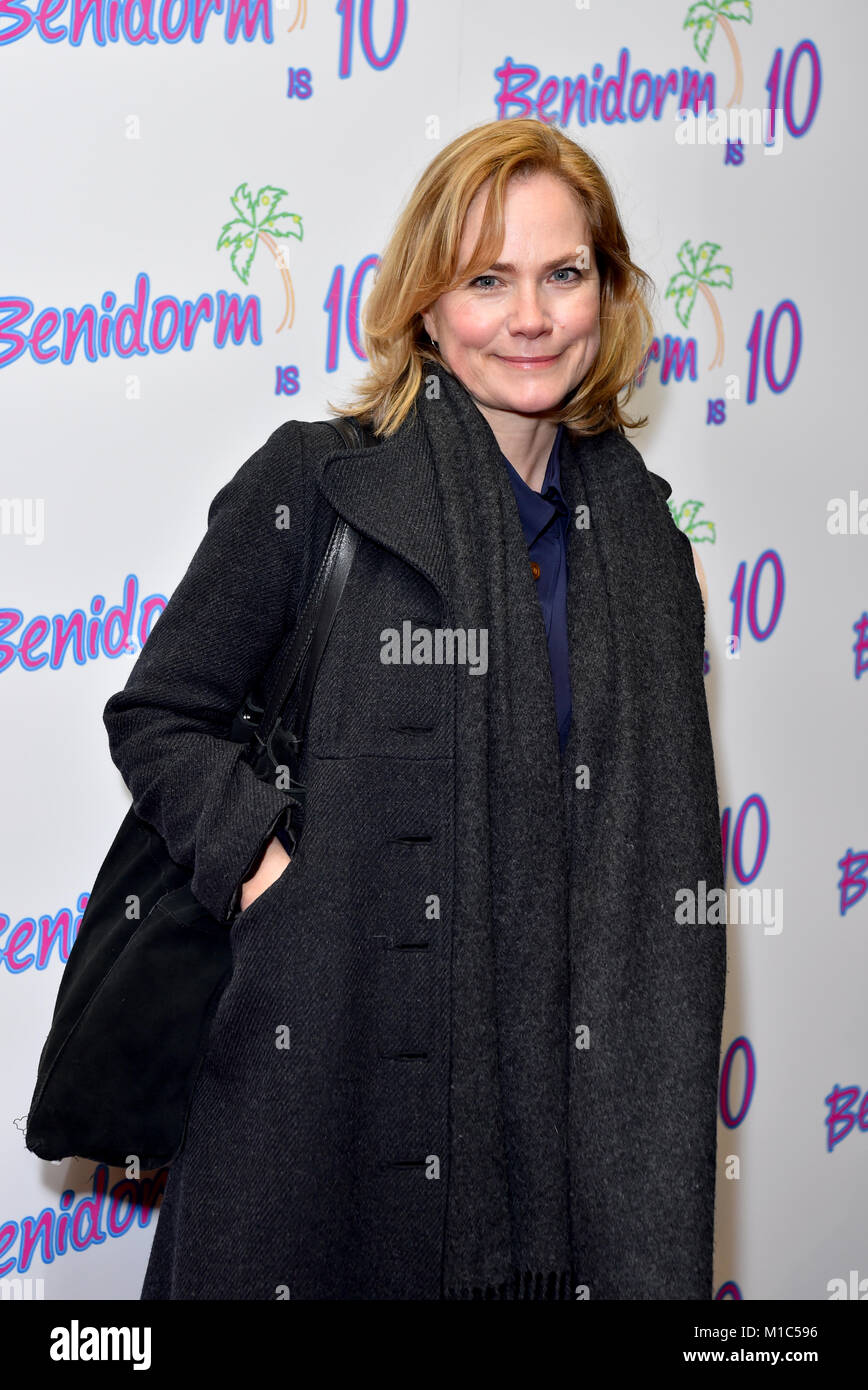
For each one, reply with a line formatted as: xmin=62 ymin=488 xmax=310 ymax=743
xmin=500 ymin=424 xmax=572 ymax=758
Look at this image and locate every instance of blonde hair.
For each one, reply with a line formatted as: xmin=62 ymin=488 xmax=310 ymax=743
xmin=328 ymin=117 xmax=655 ymax=439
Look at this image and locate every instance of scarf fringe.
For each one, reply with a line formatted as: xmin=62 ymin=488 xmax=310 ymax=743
xmin=444 ymin=1269 xmax=575 ymax=1300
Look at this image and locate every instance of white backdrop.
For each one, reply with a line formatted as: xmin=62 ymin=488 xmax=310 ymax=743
xmin=2 ymin=0 xmax=866 ymax=1301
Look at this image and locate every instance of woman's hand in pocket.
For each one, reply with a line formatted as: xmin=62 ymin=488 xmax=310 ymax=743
xmin=238 ymin=836 xmax=291 ymax=913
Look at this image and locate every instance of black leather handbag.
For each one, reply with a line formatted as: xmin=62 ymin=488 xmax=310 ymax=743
xmin=25 ymin=416 xmax=370 ymax=1170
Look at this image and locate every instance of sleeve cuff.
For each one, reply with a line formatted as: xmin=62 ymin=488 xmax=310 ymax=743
xmin=190 ymin=743 xmax=297 ymax=924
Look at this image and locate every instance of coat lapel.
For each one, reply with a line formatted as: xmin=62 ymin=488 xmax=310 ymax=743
xmin=316 ymin=410 xmax=661 ymax=616
xmin=316 ymin=418 xmax=453 ymax=609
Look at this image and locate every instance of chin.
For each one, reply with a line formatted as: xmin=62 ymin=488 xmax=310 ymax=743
xmin=499 ymin=381 xmax=572 ymax=409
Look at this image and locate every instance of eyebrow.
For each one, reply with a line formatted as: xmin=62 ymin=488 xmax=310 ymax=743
xmin=483 ymin=254 xmax=587 ymax=274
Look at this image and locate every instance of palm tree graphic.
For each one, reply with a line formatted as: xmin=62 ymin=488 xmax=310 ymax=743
xmin=217 ymin=182 xmax=303 ymax=333
xmin=665 ymin=239 xmax=733 ymax=371
xmin=683 ymin=0 xmax=753 ymax=108
xmin=668 ymin=498 xmax=717 ymax=543
xmin=287 ymin=0 xmax=308 ymax=30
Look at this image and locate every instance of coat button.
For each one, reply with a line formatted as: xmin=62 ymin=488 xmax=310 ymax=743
xmin=530 ymin=560 xmax=541 ymax=580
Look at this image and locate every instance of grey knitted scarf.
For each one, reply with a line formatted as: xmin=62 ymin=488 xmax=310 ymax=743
xmin=412 ymin=361 xmax=727 ymax=1300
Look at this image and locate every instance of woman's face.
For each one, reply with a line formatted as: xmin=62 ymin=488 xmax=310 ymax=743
xmin=422 ymin=170 xmax=602 ymax=422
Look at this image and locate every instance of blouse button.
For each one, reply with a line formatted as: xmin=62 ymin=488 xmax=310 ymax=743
xmin=530 ymin=560 xmax=541 ymax=580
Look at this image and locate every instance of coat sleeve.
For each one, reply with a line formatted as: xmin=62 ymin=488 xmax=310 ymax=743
xmin=102 ymin=420 xmax=305 ymax=925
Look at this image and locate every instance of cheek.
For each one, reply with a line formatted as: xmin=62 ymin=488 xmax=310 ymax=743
xmin=564 ymin=296 xmax=601 ymax=349
xmin=444 ymin=301 xmax=500 ymax=349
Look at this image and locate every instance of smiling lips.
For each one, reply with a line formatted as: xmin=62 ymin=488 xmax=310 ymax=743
xmin=496 ymin=353 xmax=562 ymax=367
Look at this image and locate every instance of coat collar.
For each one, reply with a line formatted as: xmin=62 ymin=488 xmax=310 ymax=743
xmin=315 ymin=405 xmax=454 ymax=608
xmin=314 ymin=383 xmax=629 ymax=611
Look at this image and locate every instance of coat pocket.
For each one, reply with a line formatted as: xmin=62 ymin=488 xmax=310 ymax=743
xmin=231 ymin=848 xmax=299 ymax=931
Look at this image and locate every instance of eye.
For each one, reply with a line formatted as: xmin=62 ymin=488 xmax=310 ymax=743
xmin=468 ymin=267 xmax=584 ymax=290
xmin=551 ymin=266 xmax=584 ymax=283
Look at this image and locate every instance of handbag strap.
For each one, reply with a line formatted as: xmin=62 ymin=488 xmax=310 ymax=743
xmin=252 ymin=416 xmax=371 ymax=768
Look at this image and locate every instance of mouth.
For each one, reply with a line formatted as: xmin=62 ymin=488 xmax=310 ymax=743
xmin=495 ymin=352 xmax=563 ymax=368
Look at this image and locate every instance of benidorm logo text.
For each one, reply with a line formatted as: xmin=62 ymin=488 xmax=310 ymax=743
xmin=50 ymin=1320 xmax=151 ymax=1370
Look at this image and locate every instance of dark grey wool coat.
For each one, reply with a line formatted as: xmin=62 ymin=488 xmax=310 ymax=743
xmin=102 ymin=406 xmax=721 ymax=1300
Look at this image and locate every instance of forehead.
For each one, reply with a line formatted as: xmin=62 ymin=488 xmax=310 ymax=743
xmin=462 ymin=172 xmax=592 ymax=245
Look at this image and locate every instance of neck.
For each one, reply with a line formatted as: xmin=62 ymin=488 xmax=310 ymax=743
xmin=474 ymin=404 xmax=559 ymax=492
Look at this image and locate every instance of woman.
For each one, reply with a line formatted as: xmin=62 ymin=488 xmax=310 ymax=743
xmin=104 ymin=117 xmax=725 ymax=1301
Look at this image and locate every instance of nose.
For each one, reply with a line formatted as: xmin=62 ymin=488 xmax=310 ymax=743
xmin=506 ymin=281 xmax=552 ymax=339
